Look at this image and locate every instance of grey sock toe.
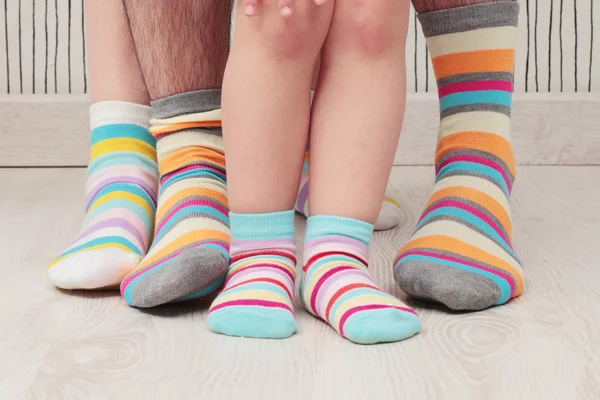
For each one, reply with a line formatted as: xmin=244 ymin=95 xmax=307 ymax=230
xmin=394 ymin=261 xmax=501 ymax=311
xmin=131 ymin=247 xmax=228 ymax=308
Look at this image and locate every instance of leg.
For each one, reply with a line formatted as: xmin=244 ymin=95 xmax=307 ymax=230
xmin=208 ymin=1 xmax=334 ymax=339
xmin=300 ymin=0 xmax=421 ymax=344
xmin=295 ymin=60 xmax=403 ymax=231
xmin=47 ymin=0 xmax=157 ymax=290
xmin=394 ymin=0 xmax=524 ymax=310
xmin=119 ymin=0 xmax=232 ymax=307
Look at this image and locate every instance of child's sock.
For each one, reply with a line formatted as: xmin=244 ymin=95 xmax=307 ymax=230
xmin=120 ymin=90 xmax=230 ymax=308
xmin=301 ymin=216 xmax=420 ymax=345
xmin=294 ymin=149 xmax=402 ymax=231
xmin=208 ymin=210 xmax=297 ymax=339
xmin=47 ymin=101 xmax=157 ymax=289
xmin=394 ymin=2 xmax=525 ymax=311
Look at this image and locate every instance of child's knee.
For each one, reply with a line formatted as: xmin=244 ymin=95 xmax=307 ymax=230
xmin=333 ymin=0 xmax=411 ymax=56
xmin=236 ymin=3 xmax=332 ymax=61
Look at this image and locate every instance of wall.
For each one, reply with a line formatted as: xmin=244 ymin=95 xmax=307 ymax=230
xmin=0 ymin=0 xmax=598 ymax=95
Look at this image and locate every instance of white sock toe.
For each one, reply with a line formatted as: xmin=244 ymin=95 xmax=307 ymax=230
xmin=374 ymin=197 xmax=402 ymax=231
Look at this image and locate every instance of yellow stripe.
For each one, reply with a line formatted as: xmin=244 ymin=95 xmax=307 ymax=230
xmin=427 ymin=26 xmax=518 ymax=58
xmin=211 ymin=290 xmax=289 ymax=306
xmin=48 ymin=243 xmax=140 ymax=269
xmin=87 ymin=190 xmax=154 ymax=217
xmin=91 ymin=138 xmax=157 ymax=162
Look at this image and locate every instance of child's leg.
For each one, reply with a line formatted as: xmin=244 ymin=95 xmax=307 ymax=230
xmin=300 ymin=0 xmax=421 ymax=344
xmin=207 ymin=1 xmax=334 ymax=339
xmin=47 ymin=0 xmax=157 ymax=290
xmin=394 ymin=0 xmax=524 ymax=311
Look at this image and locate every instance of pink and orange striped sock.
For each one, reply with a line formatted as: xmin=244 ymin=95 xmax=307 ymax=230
xmin=207 ymin=210 xmax=297 ymax=339
xmin=121 ymin=90 xmax=230 ymax=308
xmin=394 ymin=2 xmax=524 ymax=311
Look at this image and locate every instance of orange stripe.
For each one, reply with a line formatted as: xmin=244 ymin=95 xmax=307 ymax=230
xmin=150 ymin=121 xmax=222 ymax=135
xmin=156 ymin=187 xmax=229 ymax=221
xmin=400 ymin=235 xmax=523 ymax=296
xmin=432 ymin=49 xmax=515 ymax=80
xmin=160 ymin=147 xmax=226 ymax=175
xmin=141 ymin=230 xmax=230 ymax=266
xmin=435 ymin=131 xmax=516 ymax=176
xmin=425 ymin=186 xmax=512 ymax=239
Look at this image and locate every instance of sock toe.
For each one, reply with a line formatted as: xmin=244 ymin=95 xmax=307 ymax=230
xmin=395 ymin=261 xmax=502 ymax=311
xmin=207 ymin=307 xmax=297 ymax=339
xmin=374 ymin=198 xmax=402 ymax=231
xmin=123 ymin=247 xmax=228 ymax=308
xmin=342 ymin=308 xmax=421 ymax=345
xmin=48 ymin=248 xmax=140 ymax=290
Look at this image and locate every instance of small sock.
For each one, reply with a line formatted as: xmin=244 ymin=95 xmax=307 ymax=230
xmin=294 ymin=149 xmax=402 ymax=231
xmin=48 ymin=102 xmax=158 ymax=289
xmin=301 ymin=216 xmax=420 ymax=345
xmin=208 ymin=210 xmax=297 ymax=339
xmin=120 ymin=90 xmax=230 ymax=308
xmin=394 ymin=2 xmax=525 ymax=311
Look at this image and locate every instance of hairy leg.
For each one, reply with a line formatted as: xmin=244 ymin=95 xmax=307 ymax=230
xmin=119 ymin=0 xmax=233 ymax=307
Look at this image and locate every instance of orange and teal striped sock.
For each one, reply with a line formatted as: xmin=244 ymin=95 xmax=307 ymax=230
xmin=207 ymin=210 xmax=297 ymax=339
xmin=121 ymin=90 xmax=230 ymax=308
xmin=301 ymin=216 xmax=420 ymax=345
xmin=47 ymin=101 xmax=157 ymax=290
xmin=394 ymin=1 xmax=525 ymax=311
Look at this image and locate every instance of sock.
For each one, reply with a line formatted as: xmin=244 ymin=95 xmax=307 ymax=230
xmin=120 ymin=90 xmax=230 ymax=308
xmin=208 ymin=210 xmax=297 ymax=339
xmin=294 ymin=149 xmax=403 ymax=231
xmin=47 ymin=102 xmax=157 ymax=289
xmin=301 ymin=216 xmax=420 ymax=344
xmin=394 ymin=2 xmax=525 ymax=311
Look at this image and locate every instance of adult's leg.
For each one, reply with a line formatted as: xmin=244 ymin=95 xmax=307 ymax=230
xmin=394 ymin=0 xmax=524 ymax=310
xmin=300 ymin=0 xmax=421 ymax=345
xmin=47 ymin=0 xmax=157 ymax=290
xmin=208 ymin=1 xmax=334 ymax=339
xmin=119 ymin=0 xmax=232 ymax=307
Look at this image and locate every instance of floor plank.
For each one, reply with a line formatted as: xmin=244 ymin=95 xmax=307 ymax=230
xmin=0 ymin=166 xmax=598 ymax=400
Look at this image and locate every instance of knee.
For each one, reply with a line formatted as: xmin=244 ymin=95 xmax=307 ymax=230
xmin=335 ymin=0 xmax=411 ymax=56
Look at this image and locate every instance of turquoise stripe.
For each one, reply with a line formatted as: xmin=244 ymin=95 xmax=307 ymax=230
xmin=123 ymin=243 xmax=228 ymax=305
xmin=440 ymin=90 xmax=512 ymax=111
xmin=91 ymin=124 xmax=156 ymax=147
xmin=436 ymin=161 xmax=510 ymax=197
xmin=303 ymin=255 xmax=367 ymax=289
xmin=306 ymin=216 xmax=373 ymax=244
xmin=231 ymin=210 xmax=295 ymax=241
xmin=416 ymin=207 xmax=517 ymax=259
xmin=88 ymin=151 xmax=158 ymax=177
xmin=327 ymin=287 xmax=397 ymax=322
xmin=58 ymin=236 xmax=142 ymax=259
xmin=153 ymin=205 xmax=229 ymax=242
xmin=87 ymin=182 xmax=156 ymax=212
xmin=397 ymin=254 xmax=511 ymax=304
xmin=84 ymin=198 xmax=153 ymax=233
xmin=160 ymin=169 xmax=226 ymax=193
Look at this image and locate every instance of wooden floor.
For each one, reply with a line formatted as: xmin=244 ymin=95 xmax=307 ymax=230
xmin=1 ymin=166 xmax=598 ymax=400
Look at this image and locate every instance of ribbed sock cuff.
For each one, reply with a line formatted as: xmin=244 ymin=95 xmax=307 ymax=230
xmin=306 ymin=215 xmax=373 ymax=245
xmin=231 ymin=210 xmax=296 ymax=241
xmin=90 ymin=101 xmax=153 ymax=130
xmin=151 ymin=89 xmax=222 ymax=119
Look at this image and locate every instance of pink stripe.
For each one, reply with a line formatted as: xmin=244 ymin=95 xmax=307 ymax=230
xmin=420 ymin=199 xmax=512 ymax=247
xmin=209 ymin=299 xmax=294 ymax=315
xmin=309 ymin=265 xmax=355 ymax=316
xmin=339 ymin=305 xmax=417 ymax=336
xmin=226 ymin=263 xmax=295 ymax=286
xmin=155 ymin=198 xmax=228 ymax=234
xmin=398 ymin=249 xmax=515 ymax=295
xmin=231 ymin=238 xmax=296 ymax=256
xmin=224 ymin=266 xmax=294 ymax=289
xmin=436 ymin=153 xmax=512 ymax=193
xmin=438 ymin=80 xmax=513 ymax=98
xmin=161 ymin=164 xmax=225 ymax=185
xmin=120 ymin=240 xmax=228 ymax=288
xmin=315 ymin=268 xmax=374 ymax=314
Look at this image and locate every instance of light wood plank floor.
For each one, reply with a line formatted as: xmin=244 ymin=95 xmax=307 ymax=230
xmin=1 ymin=166 xmax=598 ymax=400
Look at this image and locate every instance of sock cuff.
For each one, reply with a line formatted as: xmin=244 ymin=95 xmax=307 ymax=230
xmin=231 ymin=210 xmax=296 ymax=241
xmin=151 ymin=89 xmax=221 ymax=119
xmin=90 ymin=101 xmax=153 ymax=130
xmin=306 ymin=216 xmax=373 ymax=245
xmin=417 ymin=1 xmax=519 ymax=38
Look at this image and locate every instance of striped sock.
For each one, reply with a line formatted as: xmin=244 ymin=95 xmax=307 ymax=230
xmin=294 ymin=149 xmax=403 ymax=231
xmin=48 ymin=101 xmax=158 ymax=289
xmin=208 ymin=210 xmax=297 ymax=339
xmin=394 ymin=2 xmax=525 ymax=311
xmin=121 ymin=90 xmax=230 ymax=308
xmin=301 ymin=216 xmax=420 ymax=345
